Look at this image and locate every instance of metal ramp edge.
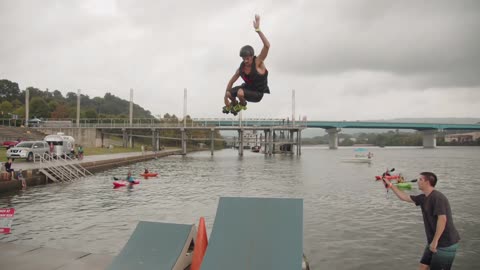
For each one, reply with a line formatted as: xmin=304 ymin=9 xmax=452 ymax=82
xmin=200 ymin=197 xmax=304 ymax=270
xmin=106 ymin=221 xmax=196 ymax=270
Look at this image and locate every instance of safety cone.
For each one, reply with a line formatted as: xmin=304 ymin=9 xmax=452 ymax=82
xmin=191 ymin=217 xmax=208 ymax=270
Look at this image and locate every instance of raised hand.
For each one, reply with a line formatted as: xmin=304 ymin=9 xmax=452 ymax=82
xmin=253 ymin=14 xmax=260 ymax=30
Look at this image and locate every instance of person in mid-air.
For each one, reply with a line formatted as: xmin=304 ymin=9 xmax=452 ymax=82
xmin=223 ymin=14 xmax=271 ymax=115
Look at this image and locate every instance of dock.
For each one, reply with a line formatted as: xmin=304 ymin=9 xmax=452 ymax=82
xmin=0 ymin=242 xmax=113 ymax=270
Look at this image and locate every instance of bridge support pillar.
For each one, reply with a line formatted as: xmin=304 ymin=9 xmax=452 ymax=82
xmin=129 ymin=130 xmax=133 ymax=148
xmin=422 ymin=130 xmax=437 ymax=148
xmin=122 ymin=129 xmax=128 ymax=148
xmin=269 ymin=128 xmax=274 ymax=156
xmin=210 ymin=128 xmax=215 ymax=156
xmin=181 ymin=128 xmax=187 ymax=155
xmin=297 ymin=130 xmax=302 ymax=155
xmin=151 ymin=129 xmax=156 ymax=152
xmin=238 ymin=129 xmax=244 ymax=156
xmin=327 ymin=128 xmax=340 ymax=149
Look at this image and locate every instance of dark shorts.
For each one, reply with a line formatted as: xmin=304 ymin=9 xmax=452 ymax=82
xmin=6 ymin=168 xmax=14 ymax=173
xmin=228 ymin=84 xmax=264 ymax=103
xmin=420 ymin=243 xmax=458 ymax=270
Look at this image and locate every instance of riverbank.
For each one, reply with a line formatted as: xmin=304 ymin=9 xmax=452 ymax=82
xmin=0 ymin=149 xmax=181 ymax=194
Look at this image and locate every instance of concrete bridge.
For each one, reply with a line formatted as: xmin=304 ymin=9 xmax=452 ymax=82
xmin=9 ymin=118 xmax=480 ymax=154
xmin=193 ymin=119 xmax=480 ymax=149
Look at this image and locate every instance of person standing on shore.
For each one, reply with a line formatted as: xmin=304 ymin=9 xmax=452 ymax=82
xmin=383 ymin=172 xmax=460 ymax=269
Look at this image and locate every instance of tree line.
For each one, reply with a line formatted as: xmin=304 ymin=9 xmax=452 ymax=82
xmin=0 ymin=79 xmax=225 ymax=149
xmin=302 ymin=130 xmax=480 ymax=146
xmin=0 ymin=79 xmax=154 ymax=119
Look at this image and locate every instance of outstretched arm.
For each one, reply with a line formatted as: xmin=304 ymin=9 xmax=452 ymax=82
xmin=384 ymin=178 xmax=414 ymax=203
xmin=253 ymin=14 xmax=270 ymax=62
xmin=226 ymin=69 xmax=240 ymax=91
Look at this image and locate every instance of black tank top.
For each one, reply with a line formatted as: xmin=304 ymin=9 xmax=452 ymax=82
xmin=239 ymin=56 xmax=270 ymax=94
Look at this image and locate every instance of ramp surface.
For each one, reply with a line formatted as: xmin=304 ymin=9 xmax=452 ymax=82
xmin=106 ymin=221 xmax=193 ymax=270
xmin=201 ymin=197 xmax=303 ymax=270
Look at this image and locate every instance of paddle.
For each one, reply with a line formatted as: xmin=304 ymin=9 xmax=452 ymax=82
xmin=113 ymin=176 xmax=120 ymax=181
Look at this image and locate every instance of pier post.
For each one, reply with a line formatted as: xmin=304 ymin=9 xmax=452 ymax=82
xmin=422 ymin=129 xmax=437 ymax=148
xmin=297 ymin=129 xmax=302 ymax=155
xmin=122 ymin=128 xmax=128 ymax=148
xmin=210 ymin=128 xmax=215 ymax=156
xmin=269 ymin=128 xmax=274 ymax=156
xmin=129 ymin=130 xmax=133 ymax=148
xmin=181 ymin=128 xmax=187 ymax=155
xmin=327 ymin=128 xmax=340 ymax=150
xmin=151 ymin=129 xmax=156 ymax=151
xmin=238 ymin=129 xmax=244 ymax=156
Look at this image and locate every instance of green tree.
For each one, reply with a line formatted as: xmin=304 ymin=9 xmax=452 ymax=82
xmin=51 ymin=103 xmax=70 ymax=119
xmin=84 ymin=109 xmax=98 ymax=118
xmin=0 ymin=79 xmax=21 ymax=102
xmin=30 ymin=97 xmax=50 ymax=118
xmin=0 ymin=101 xmax=14 ymax=116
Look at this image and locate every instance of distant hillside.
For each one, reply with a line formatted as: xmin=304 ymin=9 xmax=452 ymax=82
xmin=0 ymin=79 xmax=154 ymax=119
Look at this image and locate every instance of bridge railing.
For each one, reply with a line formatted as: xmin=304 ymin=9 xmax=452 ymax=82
xmin=1 ymin=117 xmax=309 ymax=129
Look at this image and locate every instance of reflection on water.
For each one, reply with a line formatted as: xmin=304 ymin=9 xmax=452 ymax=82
xmin=1 ymin=146 xmax=480 ymax=269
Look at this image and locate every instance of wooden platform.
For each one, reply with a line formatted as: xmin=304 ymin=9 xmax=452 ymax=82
xmin=0 ymin=242 xmax=113 ymax=270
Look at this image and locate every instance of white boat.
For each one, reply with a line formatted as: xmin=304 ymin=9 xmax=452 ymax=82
xmin=341 ymin=148 xmax=373 ymax=163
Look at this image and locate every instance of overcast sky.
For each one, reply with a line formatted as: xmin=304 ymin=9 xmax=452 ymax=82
xmin=1 ymin=0 xmax=479 ymax=121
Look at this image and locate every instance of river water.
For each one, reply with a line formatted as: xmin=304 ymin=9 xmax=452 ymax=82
xmin=1 ymin=146 xmax=479 ymax=269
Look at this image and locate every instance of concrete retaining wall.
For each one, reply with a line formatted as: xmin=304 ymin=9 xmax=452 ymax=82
xmin=0 ymin=150 xmax=181 ymax=194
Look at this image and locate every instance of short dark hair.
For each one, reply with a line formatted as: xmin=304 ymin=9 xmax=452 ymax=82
xmin=239 ymin=45 xmax=254 ymax=57
xmin=420 ymin=172 xmax=437 ymax=187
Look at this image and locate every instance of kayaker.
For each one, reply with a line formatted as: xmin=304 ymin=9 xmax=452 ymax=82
xmin=126 ymin=171 xmax=135 ymax=184
xmin=144 ymin=168 xmax=149 ymax=174
xmin=383 ymin=172 xmax=460 ymax=269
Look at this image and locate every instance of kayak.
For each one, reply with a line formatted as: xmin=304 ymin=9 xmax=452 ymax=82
xmin=375 ymin=175 xmax=401 ymax=180
xmin=395 ymin=182 xmax=412 ymax=189
xmin=113 ymin=180 xmax=140 ymax=187
xmin=140 ymin=172 xmax=158 ymax=177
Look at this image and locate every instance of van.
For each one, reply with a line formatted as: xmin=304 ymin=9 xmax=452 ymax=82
xmin=44 ymin=133 xmax=75 ymax=158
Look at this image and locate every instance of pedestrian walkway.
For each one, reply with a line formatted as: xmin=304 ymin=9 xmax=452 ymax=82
xmin=14 ymin=149 xmax=180 ymax=171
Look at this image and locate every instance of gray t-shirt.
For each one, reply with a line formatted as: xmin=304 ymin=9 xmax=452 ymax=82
xmin=410 ymin=190 xmax=460 ymax=247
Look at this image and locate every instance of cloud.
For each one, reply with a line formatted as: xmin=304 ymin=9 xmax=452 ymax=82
xmin=270 ymin=1 xmax=480 ymax=88
xmin=0 ymin=0 xmax=479 ymax=120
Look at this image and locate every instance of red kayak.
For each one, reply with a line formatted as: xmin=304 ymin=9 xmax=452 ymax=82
xmin=375 ymin=175 xmax=401 ymax=180
xmin=113 ymin=180 xmax=140 ymax=187
xmin=140 ymin=172 xmax=158 ymax=177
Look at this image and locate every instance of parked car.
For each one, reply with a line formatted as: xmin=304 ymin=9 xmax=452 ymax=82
xmin=2 ymin=140 xmax=20 ymax=149
xmin=6 ymin=141 xmax=50 ymax=161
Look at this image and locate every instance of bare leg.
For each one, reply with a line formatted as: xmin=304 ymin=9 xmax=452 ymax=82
xmin=237 ymin=88 xmax=246 ymax=105
xmin=224 ymin=91 xmax=231 ymax=106
xmin=224 ymin=91 xmax=237 ymax=106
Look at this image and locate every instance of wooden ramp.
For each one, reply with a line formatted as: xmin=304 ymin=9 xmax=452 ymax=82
xmin=106 ymin=221 xmax=196 ymax=270
xmin=200 ymin=197 xmax=304 ymax=270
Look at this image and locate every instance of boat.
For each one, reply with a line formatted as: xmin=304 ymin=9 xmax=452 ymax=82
xmin=140 ymin=172 xmax=158 ymax=177
xmin=342 ymin=148 xmax=373 ymax=163
xmin=395 ymin=182 xmax=412 ymax=189
xmin=113 ymin=180 xmax=140 ymax=187
xmin=251 ymin=145 xmax=261 ymax=153
xmin=375 ymin=175 xmax=401 ymax=180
